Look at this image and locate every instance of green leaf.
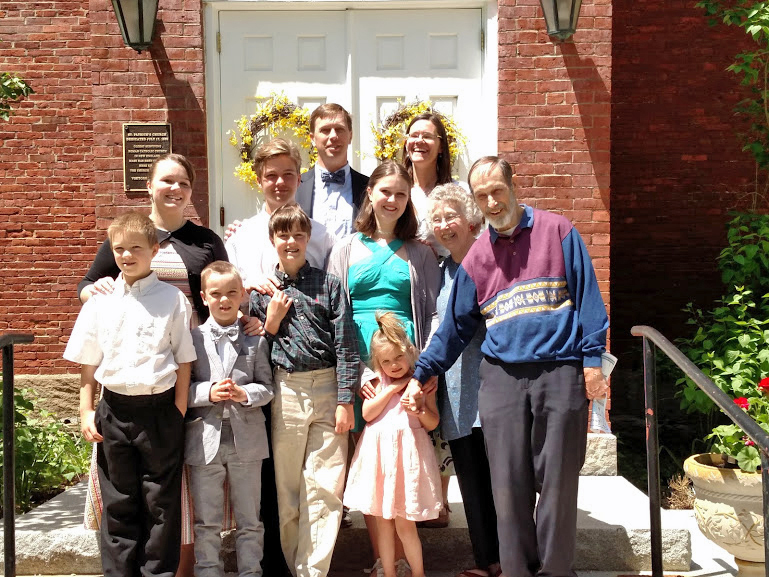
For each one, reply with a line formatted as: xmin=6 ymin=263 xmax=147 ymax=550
xmin=737 ymin=445 xmax=762 ymax=472
xmin=739 ymin=334 xmax=752 ymax=347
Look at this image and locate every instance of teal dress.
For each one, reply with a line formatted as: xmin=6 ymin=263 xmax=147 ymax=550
xmin=348 ymin=234 xmax=415 ymax=432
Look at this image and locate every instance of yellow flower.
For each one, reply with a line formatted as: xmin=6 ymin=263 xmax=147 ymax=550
xmin=231 ymin=91 xmax=318 ymax=186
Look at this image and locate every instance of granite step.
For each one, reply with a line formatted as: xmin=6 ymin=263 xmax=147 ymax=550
xmin=0 ymin=464 xmax=692 ymax=574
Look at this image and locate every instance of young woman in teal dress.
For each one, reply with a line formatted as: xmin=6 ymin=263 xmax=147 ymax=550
xmin=327 ymin=160 xmax=440 ymax=573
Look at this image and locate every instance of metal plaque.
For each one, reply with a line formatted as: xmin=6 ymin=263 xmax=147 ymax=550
xmin=122 ymin=123 xmax=172 ymax=191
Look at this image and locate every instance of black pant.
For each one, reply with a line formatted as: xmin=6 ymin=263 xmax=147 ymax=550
xmin=478 ymin=359 xmax=588 ymax=577
xmin=260 ymin=403 xmax=292 ymax=577
xmin=448 ymin=428 xmax=499 ymax=569
xmin=96 ymin=388 xmax=184 ymax=577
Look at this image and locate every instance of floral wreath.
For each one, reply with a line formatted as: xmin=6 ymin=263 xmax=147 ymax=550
xmin=371 ymin=100 xmax=466 ymax=168
xmin=229 ymin=93 xmax=316 ymax=189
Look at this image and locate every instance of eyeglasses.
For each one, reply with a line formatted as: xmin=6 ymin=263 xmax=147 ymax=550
xmin=431 ymin=212 xmax=461 ymax=226
xmin=407 ymin=132 xmax=441 ymax=143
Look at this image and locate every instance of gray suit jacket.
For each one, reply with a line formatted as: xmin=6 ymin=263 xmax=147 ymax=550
xmin=185 ymin=319 xmax=274 ymax=466
xmin=296 ymin=165 xmax=369 ymax=221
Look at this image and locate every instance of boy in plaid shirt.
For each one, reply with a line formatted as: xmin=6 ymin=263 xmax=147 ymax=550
xmin=249 ymin=202 xmax=359 ymax=577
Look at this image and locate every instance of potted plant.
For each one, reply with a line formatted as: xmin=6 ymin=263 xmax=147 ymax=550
xmin=685 ymin=1 xmax=769 ymax=564
xmin=678 ymin=212 xmax=769 ymax=565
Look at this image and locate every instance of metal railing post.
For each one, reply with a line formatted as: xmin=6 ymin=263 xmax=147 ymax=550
xmin=642 ymin=336 xmax=663 ymax=577
xmin=1 ymin=333 xmax=34 ymax=577
xmin=762 ymin=451 xmax=769 ymax=577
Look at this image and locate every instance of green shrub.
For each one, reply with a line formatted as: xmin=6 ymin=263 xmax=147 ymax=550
xmin=0 ymin=388 xmax=90 ymax=514
xmin=677 ymin=212 xmax=769 ymax=472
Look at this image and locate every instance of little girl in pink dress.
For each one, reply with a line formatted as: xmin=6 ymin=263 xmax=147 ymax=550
xmin=344 ymin=312 xmax=442 ymax=577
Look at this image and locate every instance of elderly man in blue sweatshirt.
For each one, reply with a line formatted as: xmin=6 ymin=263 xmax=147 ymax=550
xmin=406 ymin=156 xmax=609 ymax=577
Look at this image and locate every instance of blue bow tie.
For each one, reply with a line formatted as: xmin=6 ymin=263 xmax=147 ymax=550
xmin=321 ymin=169 xmax=345 ymax=185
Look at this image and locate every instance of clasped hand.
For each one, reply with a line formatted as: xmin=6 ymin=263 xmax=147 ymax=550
xmin=210 ymin=378 xmax=247 ymax=403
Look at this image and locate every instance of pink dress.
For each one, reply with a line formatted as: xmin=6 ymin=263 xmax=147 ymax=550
xmin=344 ymin=376 xmax=443 ymax=521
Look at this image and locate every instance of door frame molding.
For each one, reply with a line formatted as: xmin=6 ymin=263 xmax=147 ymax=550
xmin=203 ymin=0 xmax=499 ymax=233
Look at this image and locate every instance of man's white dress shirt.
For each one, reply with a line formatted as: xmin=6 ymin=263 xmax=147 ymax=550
xmin=225 ymin=207 xmax=336 ymax=288
xmin=312 ymin=164 xmax=354 ymax=239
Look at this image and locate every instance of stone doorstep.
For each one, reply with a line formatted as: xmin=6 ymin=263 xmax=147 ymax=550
xmin=581 ymin=432 xmax=617 ymax=476
xmin=0 ymin=472 xmax=691 ymax=575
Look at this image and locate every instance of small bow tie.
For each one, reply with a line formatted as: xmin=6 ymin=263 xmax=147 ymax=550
xmin=210 ymin=325 xmax=239 ymax=343
xmin=321 ymin=169 xmax=345 ymax=185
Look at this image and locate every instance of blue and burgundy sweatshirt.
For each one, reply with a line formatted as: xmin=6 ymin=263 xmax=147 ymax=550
xmin=413 ymin=205 xmax=608 ymax=384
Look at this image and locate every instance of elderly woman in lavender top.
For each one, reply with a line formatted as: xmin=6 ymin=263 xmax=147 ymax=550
xmin=428 ymin=183 xmax=501 ymax=577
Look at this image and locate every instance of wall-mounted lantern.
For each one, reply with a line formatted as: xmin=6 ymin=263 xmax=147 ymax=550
xmin=539 ymin=0 xmax=583 ymax=41
xmin=110 ymin=0 xmax=159 ymax=53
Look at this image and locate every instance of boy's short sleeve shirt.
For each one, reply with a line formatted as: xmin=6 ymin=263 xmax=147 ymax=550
xmin=64 ymin=272 xmax=196 ymax=395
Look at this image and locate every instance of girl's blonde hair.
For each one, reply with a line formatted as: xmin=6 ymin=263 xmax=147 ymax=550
xmin=369 ymin=312 xmax=418 ymax=373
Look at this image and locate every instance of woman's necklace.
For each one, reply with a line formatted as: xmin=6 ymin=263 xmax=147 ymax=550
xmin=373 ymin=229 xmax=395 ymax=245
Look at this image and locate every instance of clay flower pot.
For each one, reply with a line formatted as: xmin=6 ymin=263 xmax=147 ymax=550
xmin=684 ymin=453 xmax=764 ymax=564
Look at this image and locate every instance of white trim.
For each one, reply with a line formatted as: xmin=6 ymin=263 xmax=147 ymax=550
xmin=482 ymin=0 xmax=499 ymax=156
xmin=203 ymin=0 xmax=499 ymax=234
xmin=203 ymin=4 xmax=221 ymax=230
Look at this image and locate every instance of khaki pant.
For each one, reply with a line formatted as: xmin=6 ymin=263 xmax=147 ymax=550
xmin=272 ymin=367 xmax=347 ymax=577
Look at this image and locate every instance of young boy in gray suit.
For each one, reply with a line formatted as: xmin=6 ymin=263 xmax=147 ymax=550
xmin=186 ymin=261 xmax=274 ymax=577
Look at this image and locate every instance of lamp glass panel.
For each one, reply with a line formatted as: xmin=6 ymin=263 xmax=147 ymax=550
xmin=142 ymin=0 xmax=159 ymax=42
xmin=563 ymin=0 xmax=582 ymax=31
xmin=539 ymin=0 xmax=558 ymax=34
xmin=111 ymin=0 xmax=131 ymax=44
xmin=117 ymin=0 xmax=141 ymax=43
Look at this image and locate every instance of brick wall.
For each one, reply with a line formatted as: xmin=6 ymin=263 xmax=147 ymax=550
xmin=610 ymin=0 xmax=755 ymax=415
xmin=0 ymin=1 xmax=93 ymax=374
xmin=0 ymin=0 xmax=208 ymax=374
xmin=498 ymin=0 xmax=612 ymax=307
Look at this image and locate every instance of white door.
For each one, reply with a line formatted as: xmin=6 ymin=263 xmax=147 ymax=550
xmin=352 ymin=9 xmax=483 ymax=177
xmin=216 ymin=8 xmax=484 ymax=227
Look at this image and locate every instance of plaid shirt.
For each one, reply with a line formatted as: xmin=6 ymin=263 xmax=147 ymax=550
xmin=249 ymin=263 xmax=360 ymax=403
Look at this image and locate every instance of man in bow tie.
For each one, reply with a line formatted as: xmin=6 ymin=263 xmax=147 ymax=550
xmin=296 ymin=103 xmax=369 ymax=239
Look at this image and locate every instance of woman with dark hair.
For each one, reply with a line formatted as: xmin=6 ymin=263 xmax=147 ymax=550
xmin=401 ymin=112 xmax=462 ymax=253
xmin=77 ymin=153 xmax=235 ymax=577
xmin=327 ymin=160 xmax=440 ymax=575
xmin=79 ymin=153 xmax=227 ymax=324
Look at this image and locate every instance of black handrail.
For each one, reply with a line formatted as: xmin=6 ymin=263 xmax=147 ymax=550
xmin=631 ymin=325 xmax=769 ymax=577
xmin=1 ymin=333 xmax=34 ymax=577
